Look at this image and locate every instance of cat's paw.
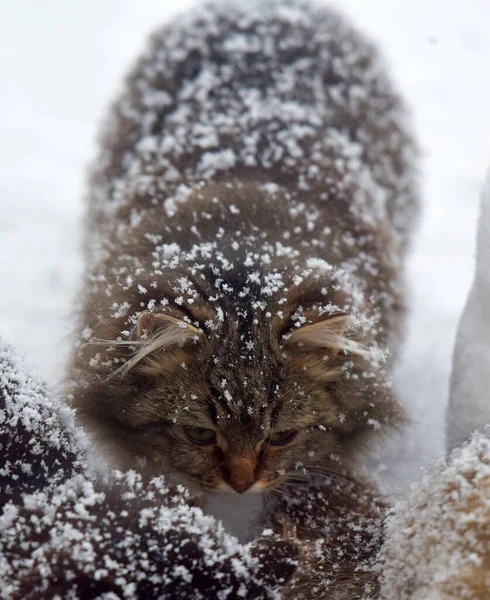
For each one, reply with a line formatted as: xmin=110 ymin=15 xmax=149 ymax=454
xmin=251 ymin=531 xmax=300 ymax=590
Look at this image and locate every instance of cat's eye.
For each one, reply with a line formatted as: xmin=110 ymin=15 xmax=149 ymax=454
xmin=269 ymin=429 xmax=298 ymax=446
xmin=185 ymin=426 xmax=217 ymax=445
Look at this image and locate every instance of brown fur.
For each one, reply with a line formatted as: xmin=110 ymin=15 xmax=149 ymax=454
xmin=265 ymin=472 xmax=386 ymax=599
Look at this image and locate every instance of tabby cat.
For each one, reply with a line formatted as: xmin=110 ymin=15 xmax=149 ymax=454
xmin=66 ymin=0 xmax=418 ymax=518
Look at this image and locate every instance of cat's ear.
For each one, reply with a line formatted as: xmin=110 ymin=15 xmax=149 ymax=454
xmin=115 ymin=311 xmax=202 ymax=376
xmin=283 ymin=314 xmax=369 ymax=358
xmin=137 ymin=311 xmax=201 ymax=341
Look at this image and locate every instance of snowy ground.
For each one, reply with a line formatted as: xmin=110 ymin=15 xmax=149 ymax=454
xmin=1 ymin=0 xmax=489 ymax=487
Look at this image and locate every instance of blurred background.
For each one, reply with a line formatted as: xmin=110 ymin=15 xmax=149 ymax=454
xmin=1 ymin=0 xmax=489 ymax=486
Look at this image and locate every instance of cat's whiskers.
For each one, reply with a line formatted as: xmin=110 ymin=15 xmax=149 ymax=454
xmin=304 ymin=466 xmax=356 ymax=484
xmin=269 ymin=486 xmax=295 ymax=500
xmin=186 ymin=490 xmax=205 ymax=506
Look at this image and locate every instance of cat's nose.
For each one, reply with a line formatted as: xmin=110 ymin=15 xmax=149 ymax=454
xmin=224 ymin=456 xmax=257 ymax=494
xmin=230 ymin=480 xmax=254 ymax=494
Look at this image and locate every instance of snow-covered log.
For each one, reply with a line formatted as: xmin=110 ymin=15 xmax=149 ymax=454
xmin=447 ymin=172 xmax=490 ymax=451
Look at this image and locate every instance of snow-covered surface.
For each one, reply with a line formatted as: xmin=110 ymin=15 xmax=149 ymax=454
xmin=0 ymin=472 xmax=296 ymax=600
xmin=0 ymin=337 xmax=87 ymax=505
xmin=379 ymin=430 xmax=490 ymax=598
xmin=0 ymin=0 xmax=490 ymax=485
xmin=447 ymin=172 xmax=490 ymax=451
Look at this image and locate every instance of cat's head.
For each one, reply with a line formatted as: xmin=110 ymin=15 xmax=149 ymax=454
xmin=76 ymin=283 xmax=403 ymax=495
xmin=73 ymin=181 xmax=405 ymax=494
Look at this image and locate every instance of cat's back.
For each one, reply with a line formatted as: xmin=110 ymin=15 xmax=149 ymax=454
xmin=88 ymin=0 xmax=417 ymax=253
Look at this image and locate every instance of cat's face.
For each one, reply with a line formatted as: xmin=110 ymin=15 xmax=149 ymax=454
xmin=97 ymin=321 xmax=331 ymax=493
xmin=83 ymin=289 xmax=400 ymax=495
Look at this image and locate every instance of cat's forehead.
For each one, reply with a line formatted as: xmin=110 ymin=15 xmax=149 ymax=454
xmin=124 ymin=183 xmax=361 ymax=335
xmin=163 ymin=255 xmax=350 ymax=331
xmin=205 ymin=383 xmax=286 ymax=434
xmin=202 ymin=351 xmax=306 ymax=425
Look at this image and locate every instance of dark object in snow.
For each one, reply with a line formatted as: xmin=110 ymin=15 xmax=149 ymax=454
xmin=0 ymin=338 xmax=87 ymax=508
xmin=1 ymin=473 xmax=299 ymax=600
xmin=67 ymin=0 xmax=419 ymax=500
xmin=0 ymin=340 xmax=298 ymax=599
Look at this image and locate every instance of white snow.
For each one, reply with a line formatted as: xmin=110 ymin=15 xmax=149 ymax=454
xmin=0 ymin=0 xmax=490 ymax=488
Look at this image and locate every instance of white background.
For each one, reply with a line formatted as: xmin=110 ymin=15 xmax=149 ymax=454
xmin=1 ymin=0 xmax=489 ymax=485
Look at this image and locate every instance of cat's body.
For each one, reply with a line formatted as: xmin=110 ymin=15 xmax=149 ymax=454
xmin=67 ymin=0 xmax=418 ymax=520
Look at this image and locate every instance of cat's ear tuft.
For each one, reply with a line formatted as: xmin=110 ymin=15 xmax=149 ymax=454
xmin=112 ymin=312 xmax=202 ymax=377
xmin=137 ymin=311 xmax=201 ymax=339
xmin=284 ymin=314 xmax=369 ymax=358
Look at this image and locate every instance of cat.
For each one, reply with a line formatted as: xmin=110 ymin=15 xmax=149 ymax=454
xmin=66 ymin=0 xmax=418 ymax=517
